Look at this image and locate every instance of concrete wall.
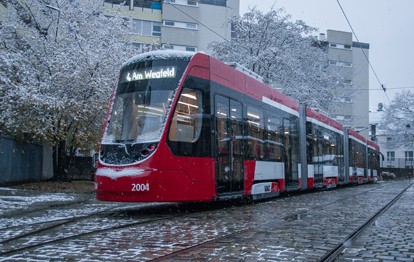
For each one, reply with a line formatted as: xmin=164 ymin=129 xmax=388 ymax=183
xmin=198 ymin=3 xmax=233 ymax=53
xmin=162 ymin=27 xmax=198 ymax=46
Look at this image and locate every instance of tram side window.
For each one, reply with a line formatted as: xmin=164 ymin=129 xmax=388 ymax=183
xmin=357 ymin=143 xmax=367 ymax=168
xmin=311 ymin=125 xmax=322 ymax=164
xmin=246 ymin=106 xmax=264 ymax=159
xmin=349 ymin=140 xmax=366 ymax=168
xmin=266 ymin=115 xmax=283 ymax=161
xmin=310 ymin=125 xmax=341 ymax=166
xmin=369 ymin=150 xmax=379 ymax=170
xmin=169 ymin=88 xmax=202 ymax=142
xmin=321 ymin=130 xmax=336 ymax=166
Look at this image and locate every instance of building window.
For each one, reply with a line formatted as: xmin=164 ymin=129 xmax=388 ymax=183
xmin=152 ymin=23 xmax=161 ymax=36
xmin=329 ymin=43 xmax=352 ymax=50
xmin=133 ymin=20 xmax=162 ymax=37
xmin=405 ymin=151 xmax=413 ymax=162
xmin=165 ymin=0 xmax=199 ymax=7
xmin=328 ymin=60 xmax=352 ymax=68
xmin=344 ymin=97 xmax=352 ymax=103
xmin=231 ymin=23 xmax=237 ymax=39
xmin=200 ymin=0 xmax=226 ymax=6
xmin=186 ymin=23 xmax=197 ymax=29
xmin=163 ymin=44 xmax=197 ymax=52
xmin=387 ymin=151 xmax=395 ymax=162
xmin=338 ymin=97 xmax=352 ymax=103
xmin=187 ymin=0 xmax=198 ymax=6
xmin=329 ymin=60 xmax=337 ymax=66
xmin=163 ymin=20 xmax=198 ymax=30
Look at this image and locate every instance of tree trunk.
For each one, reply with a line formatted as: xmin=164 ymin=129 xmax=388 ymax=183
xmin=53 ymin=140 xmax=70 ymax=181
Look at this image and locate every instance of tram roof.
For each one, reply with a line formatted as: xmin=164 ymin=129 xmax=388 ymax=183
xmin=121 ymin=50 xmax=196 ymax=69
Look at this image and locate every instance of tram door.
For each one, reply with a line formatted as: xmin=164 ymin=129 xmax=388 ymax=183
xmin=284 ymin=119 xmax=300 ymax=188
xmin=215 ymin=95 xmax=244 ymax=195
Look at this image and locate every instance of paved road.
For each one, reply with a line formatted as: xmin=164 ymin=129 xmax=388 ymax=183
xmin=0 ymin=180 xmax=412 ymax=261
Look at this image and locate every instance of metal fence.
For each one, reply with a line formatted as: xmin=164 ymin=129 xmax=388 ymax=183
xmin=0 ymin=135 xmax=53 ymax=185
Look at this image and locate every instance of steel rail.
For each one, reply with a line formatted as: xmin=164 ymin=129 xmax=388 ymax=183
xmin=319 ymin=183 xmax=413 ymax=262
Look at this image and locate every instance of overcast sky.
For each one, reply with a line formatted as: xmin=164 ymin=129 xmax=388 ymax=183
xmin=239 ymin=0 xmax=414 ymax=110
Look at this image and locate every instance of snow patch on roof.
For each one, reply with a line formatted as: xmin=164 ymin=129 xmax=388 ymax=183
xmin=96 ymin=167 xmax=144 ymax=179
xmin=121 ymin=50 xmax=195 ymax=69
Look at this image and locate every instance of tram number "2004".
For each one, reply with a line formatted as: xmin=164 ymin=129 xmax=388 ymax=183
xmin=132 ymin=183 xmax=150 ymax=192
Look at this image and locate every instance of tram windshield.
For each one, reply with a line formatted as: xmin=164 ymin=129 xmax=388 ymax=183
xmin=100 ymin=56 xmax=191 ymax=165
xmin=106 ymin=89 xmax=173 ymax=143
xmin=104 ymin=59 xmax=190 ymax=144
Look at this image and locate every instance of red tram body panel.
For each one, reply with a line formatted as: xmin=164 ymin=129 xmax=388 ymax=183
xmin=95 ymin=50 xmax=381 ymax=202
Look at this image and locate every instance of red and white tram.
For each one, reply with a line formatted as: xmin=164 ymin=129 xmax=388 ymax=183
xmin=95 ymin=50 xmax=381 ymax=202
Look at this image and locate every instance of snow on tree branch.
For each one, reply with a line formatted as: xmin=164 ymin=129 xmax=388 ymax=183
xmin=379 ymin=90 xmax=414 ymax=148
xmin=0 ymin=0 xmax=135 ymax=152
xmin=209 ymin=7 xmax=347 ymax=114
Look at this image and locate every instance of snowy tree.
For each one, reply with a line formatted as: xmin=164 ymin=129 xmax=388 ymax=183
xmin=209 ymin=7 xmax=345 ymax=113
xmin=0 ymin=0 xmax=135 ymax=180
xmin=379 ymin=90 xmax=414 ymax=148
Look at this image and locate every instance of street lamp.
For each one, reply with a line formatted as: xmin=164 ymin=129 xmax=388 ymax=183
xmin=405 ymin=124 xmax=413 ymax=173
xmin=354 ymin=126 xmax=369 ymax=133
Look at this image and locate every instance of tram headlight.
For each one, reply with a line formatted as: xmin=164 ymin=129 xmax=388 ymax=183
xmin=141 ymin=149 xmax=150 ymax=156
xmin=141 ymin=144 xmax=157 ymax=157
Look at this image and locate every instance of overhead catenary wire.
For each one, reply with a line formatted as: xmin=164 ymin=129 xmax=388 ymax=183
xmin=336 ymin=0 xmax=391 ymax=104
xmin=358 ymin=86 xmax=414 ymax=91
xmin=165 ymin=1 xmax=398 ymax=103
xmin=163 ymin=1 xmax=228 ymax=42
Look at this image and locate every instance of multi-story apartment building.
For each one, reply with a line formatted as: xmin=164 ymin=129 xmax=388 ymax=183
xmin=103 ymin=0 xmax=239 ymax=54
xmin=320 ymin=30 xmax=370 ymax=138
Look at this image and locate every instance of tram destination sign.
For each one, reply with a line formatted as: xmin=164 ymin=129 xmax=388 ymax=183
xmin=121 ymin=66 xmax=177 ymax=83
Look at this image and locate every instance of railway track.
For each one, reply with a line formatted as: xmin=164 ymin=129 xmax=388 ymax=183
xmin=319 ymin=183 xmax=413 ymax=262
xmin=0 ymin=182 xmax=409 ymax=261
xmin=0 ymin=201 xmax=235 ymax=257
xmin=149 ymin=182 xmax=412 ymax=261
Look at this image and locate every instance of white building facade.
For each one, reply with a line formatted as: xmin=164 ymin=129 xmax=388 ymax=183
xmin=370 ymin=108 xmax=414 ymax=169
xmin=321 ymin=30 xmax=370 ymax=139
xmin=103 ymin=0 xmax=239 ymax=54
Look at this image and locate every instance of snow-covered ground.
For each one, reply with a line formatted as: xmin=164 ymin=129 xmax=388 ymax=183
xmin=0 ymin=189 xmax=76 ymax=215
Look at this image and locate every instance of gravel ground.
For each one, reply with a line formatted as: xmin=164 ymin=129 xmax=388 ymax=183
xmin=8 ymin=180 xmax=95 ymax=193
